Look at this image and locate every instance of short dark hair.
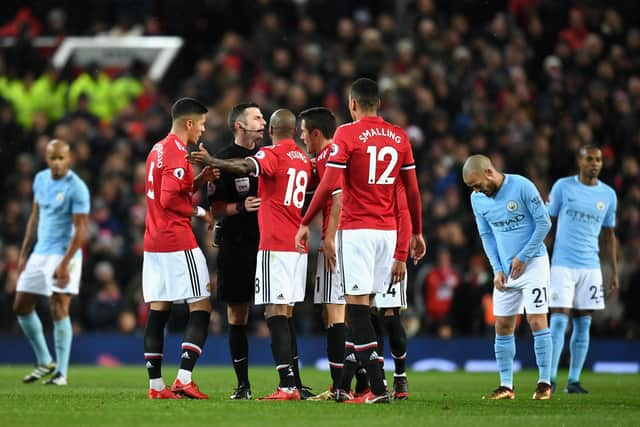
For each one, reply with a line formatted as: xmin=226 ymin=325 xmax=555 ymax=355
xmin=228 ymin=102 xmax=261 ymax=131
xmin=350 ymin=78 xmax=379 ymax=110
xmin=171 ymin=97 xmax=208 ymax=121
xmin=578 ymin=144 xmax=600 ymax=158
xmin=299 ymin=107 xmax=337 ymax=139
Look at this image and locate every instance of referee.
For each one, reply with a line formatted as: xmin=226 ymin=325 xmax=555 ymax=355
xmin=209 ymin=102 xmax=266 ymax=400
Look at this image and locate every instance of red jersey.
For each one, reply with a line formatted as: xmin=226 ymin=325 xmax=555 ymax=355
xmin=144 ymin=133 xmax=198 ymax=252
xmin=327 ymin=116 xmax=416 ymax=230
xmin=315 ymin=143 xmax=342 ymax=240
xmin=249 ymin=139 xmax=312 ymax=251
xmin=394 ymin=179 xmax=411 ymax=261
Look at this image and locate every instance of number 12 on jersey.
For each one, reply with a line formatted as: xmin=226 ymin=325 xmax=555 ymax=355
xmin=367 ymin=146 xmax=398 ymax=185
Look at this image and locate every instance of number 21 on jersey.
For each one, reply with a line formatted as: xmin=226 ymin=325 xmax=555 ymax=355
xmin=367 ymin=146 xmax=398 ymax=185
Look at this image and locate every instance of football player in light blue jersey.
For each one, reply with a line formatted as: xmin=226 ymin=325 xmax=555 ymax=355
xmin=13 ymin=140 xmax=90 ymax=386
xmin=546 ymin=146 xmax=618 ymax=394
xmin=463 ymin=154 xmax=553 ymax=400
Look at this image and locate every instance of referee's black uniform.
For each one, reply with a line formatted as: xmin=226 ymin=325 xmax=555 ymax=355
xmin=209 ymin=143 xmax=259 ymax=303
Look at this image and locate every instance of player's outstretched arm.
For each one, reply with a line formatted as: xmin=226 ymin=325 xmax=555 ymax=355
xmin=187 ymin=144 xmax=256 ymax=176
xmin=17 ymin=202 xmax=39 ymax=273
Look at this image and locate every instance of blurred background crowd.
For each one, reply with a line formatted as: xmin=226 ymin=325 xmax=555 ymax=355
xmin=1 ymin=0 xmax=639 ymax=340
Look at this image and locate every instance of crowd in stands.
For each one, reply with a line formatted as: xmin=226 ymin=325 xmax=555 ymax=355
xmin=1 ymin=0 xmax=639 ymax=339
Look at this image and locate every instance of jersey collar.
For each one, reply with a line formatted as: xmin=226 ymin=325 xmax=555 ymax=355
xmin=168 ymin=133 xmax=187 ymax=146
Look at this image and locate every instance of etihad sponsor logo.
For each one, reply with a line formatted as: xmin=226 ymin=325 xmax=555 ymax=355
xmin=491 ymin=214 xmax=525 ymax=228
xmin=358 ymin=127 xmax=402 ymax=144
xmin=566 ymin=209 xmax=601 ymax=224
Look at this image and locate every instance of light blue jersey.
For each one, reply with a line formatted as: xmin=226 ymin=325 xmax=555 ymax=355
xmin=471 ymin=174 xmax=551 ymax=275
xmin=33 ymin=169 xmax=90 ymax=255
xmin=547 ymin=176 xmax=617 ymax=268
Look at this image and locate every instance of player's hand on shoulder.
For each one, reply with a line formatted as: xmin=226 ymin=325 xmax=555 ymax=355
xmin=493 ymin=271 xmax=507 ymax=291
xmin=410 ymin=234 xmax=426 ymax=265
xmin=244 ymin=196 xmax=261 ymax=213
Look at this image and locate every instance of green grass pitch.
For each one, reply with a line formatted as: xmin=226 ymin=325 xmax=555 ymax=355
xmin=0 ymin=366 xmax=638 ymax=427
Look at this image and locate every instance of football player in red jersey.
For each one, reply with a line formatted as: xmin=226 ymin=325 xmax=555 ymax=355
xmin=188 ymin=109 xmax=313 ymax=401
xmin=142 ymin=97 xmax=219 ymax=400
xmin=295 ymin=78 xmax=426 ymax=404
xmin=297 ymin=107 xmax=346 ymax=401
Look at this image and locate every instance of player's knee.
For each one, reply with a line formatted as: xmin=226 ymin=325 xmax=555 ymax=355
xmin=326 ymin=304 xmax=345 ymax=325
xmin=265 ymin=304 xmax=288 ymax=318
xmin=527 ymin=314 xmax=548 ymax=332
xmin=227 ymin=303 xmax=249 ymax=325
xmin=13 ymin=295 xmax=34 ymax=316
xmin=188 ymin=296 xmax=211 ymax=313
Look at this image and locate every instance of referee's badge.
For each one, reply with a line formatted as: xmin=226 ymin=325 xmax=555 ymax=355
xmin=235 ymin=177 xmax=250 ymax=195
xmin=506 ymin=200 xmax=518 ymax=211
xmin=56 ymin=192 xmax=64 ymax=202
xmin=596 ymin=201 xmax=605 ymax=211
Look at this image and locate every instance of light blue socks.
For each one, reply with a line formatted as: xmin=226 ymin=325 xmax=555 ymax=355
xmin=17 ymin=312 xmax=53 ymax=366
xmin=495 ymin=334 xmax=515 ymax=388
xmin=568 ymin=316 xmax=591 ymax=383
xmin=54 ymin=317 xmax=73 ymax=377
xmin=533 ymin=328 xmax=553 ymax=384
xmin=550 ymin=313 xmax=569 ymax=382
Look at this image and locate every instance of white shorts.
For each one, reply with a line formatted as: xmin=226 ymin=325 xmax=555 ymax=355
xmin=255 ymin=250 xmax=308 ymax=305
xmin=549 ymin=266 xmax=604 ymax=310
xmin=16 ymin=253 xmax=82 ymax=296
xmin=337 ymin=229 xmax=396 ymax=296
xmin=142 ymin=248 xmax=210 ymax=303
xmin=493 ymin=254 xmax=550 ymax=317
xmin=314 ymin=246 xmax=345 ymax=305
xmin=374 ymin=276 xmax=408 ymax=309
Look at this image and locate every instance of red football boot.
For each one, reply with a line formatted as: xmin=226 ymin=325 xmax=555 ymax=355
xmin=344 ymin=391 xmax=390 ymax=404
xmin=257 ymin=387 xmax=301 ymax=401
xmin=171 ymin=379 xmax=209 ymax=399
xmin=148 ymin=387 xmax=184 ymax=399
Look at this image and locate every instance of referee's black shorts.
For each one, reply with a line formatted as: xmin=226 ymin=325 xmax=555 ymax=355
xmin=216 ymin=243 xmax=259 ymax=304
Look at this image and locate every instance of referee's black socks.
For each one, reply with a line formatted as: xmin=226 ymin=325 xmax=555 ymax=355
xmin=267 ymin=315 xmax=295 ymax=388
xmin=180 ymin=310 xmax=210 ymax=373
xmin=229 ymin=324 xmax=250 ymax=387
xmin=347 ymin=304 xmax=386 ymax=396
xmin=144 ymin=309 xmax=171 ymax=380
